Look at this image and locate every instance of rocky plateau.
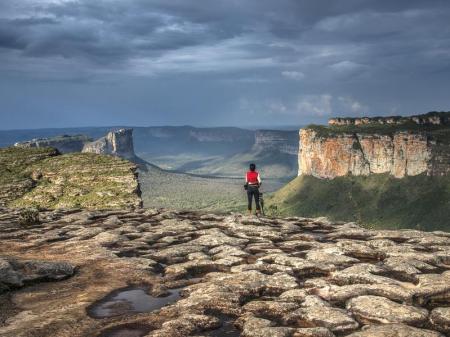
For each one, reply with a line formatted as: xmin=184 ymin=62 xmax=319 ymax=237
xmin=299 ymin=112 xmax=450 ymax=179
xmin=1 ymin=208 xmax=450 ymax=337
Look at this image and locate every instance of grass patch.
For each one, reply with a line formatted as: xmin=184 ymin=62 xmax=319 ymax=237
xmin=269 ymin=174 xmax=450 ymax=231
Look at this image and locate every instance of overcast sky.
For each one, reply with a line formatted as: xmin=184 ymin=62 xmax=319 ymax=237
xmin=1 ymin=0 xmax=449 ymax=129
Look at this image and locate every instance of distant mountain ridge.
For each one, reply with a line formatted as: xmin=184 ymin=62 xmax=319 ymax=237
xmin=2 ymin=125 xmax=301 ymax=179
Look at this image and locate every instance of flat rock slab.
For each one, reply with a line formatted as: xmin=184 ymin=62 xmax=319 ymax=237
xmin=347 ymin=295 xmax=429 ymax=325
xmin=0 ymin=208 xmax=450 ymax=337
xmin=0 ymin=257 xmax=74 ymax=290
xmin=430 ymin=307 xmax=450 ymax=333
xmin=346 ymin=324 xmax=445 ymax=337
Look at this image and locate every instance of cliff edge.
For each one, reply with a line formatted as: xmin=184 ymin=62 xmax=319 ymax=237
xmin=82 ymin=128 xmax=137 ymax=160
xmin=0 ymin=147 xmax=142 ymax=209
xmin=299 ymin=112 xmax=450 ymax=179
xmin=270 ymin=111 xmax=450 ymax=230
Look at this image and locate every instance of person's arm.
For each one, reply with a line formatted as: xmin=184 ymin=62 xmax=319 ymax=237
xmin=257 ymin=173 xmax=261 ymax=185
xmin=245 ymin=173 xmax=248 ymax=183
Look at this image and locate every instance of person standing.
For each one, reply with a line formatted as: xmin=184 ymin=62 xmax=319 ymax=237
xmin=245 ymin=163 xmax=261 ymax=216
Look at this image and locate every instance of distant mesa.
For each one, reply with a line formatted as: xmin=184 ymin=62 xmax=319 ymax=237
xmin=15 ymin=128 xmax=139 ymax=162
xmin=82 ymin=128 xmax=136 ymax=160
xmin=253 ymin=129 xmax=299 ymax=155
xmin=299 ymin=111 xmax=450 ymax=179
xmin=14 ymin=134 xmax=92 ymax=154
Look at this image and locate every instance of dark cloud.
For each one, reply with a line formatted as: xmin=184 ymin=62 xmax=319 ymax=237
xmin=0 ymin=0 xmax=449 ymax=129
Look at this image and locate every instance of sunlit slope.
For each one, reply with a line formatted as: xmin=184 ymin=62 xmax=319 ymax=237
xmin=269 ymin=174 xmax=450 ymax=231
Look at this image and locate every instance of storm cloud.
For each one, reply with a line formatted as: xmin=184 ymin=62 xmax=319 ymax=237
xmin=0 ymin=0 xmax=449 ymax=129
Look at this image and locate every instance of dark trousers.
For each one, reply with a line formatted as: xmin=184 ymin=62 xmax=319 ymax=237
xmin=247 ymin=185 xmax=261 ymax=211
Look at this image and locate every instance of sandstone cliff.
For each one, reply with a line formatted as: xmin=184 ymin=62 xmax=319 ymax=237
xmin=14 ymin=128 xmax=138 ymax=161
xmin=299 ymin=112 xmax=450 ymax=179
xmin=298 ymin=129 xmax=439 ymax=178
xmin=253 ymin=130 xmax=299 ymax=155
xmin=82 ymin=128 xmax=136 ymax=160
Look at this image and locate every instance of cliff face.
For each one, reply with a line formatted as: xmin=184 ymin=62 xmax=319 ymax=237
xmin=15 ymin=129 xmax=138 ymax=161
xmin=253 ymin=130 xmax=299 ymax=155
xmin=82 ymin=128 xmax=136 ymax=160
xmin=298 ymin=129 xmax=444 ymax=179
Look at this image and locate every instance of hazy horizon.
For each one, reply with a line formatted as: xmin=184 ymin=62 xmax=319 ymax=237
xmin=0 ymin=123 xmax=309 ymax=132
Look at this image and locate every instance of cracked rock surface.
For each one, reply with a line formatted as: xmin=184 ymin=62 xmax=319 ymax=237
xmin=0 ymin=208 xmax=450 ymax=336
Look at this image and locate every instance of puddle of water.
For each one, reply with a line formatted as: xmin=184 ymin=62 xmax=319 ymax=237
xmin=97 ymin=323 xmax=152 ymax=337
xmin=87 ymin=286 xmax=182 ymax=318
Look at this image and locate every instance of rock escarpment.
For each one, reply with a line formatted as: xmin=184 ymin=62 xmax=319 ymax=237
xmin=299 ymin=129 xmax=436 ymax=178
xmin=14 ymin=128 xmax=138 ymax=161
xmin=1 ymin=208 xmax=450 ymax=336
xmin=299 ymin=112 xmax=450 ymax=179
xmin=253 ymin=130 xmax=299 ymax=155
xmin=0 ymin=147 xmax=142 ymax=209
xmin=82 ymin=128 xmax=136 ymax=160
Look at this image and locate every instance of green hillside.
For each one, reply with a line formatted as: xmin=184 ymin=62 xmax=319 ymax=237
xmin=0 ymin=147 xmax=141 ymax=209
xmin=269 ymin=174 xmax=450 ymax=231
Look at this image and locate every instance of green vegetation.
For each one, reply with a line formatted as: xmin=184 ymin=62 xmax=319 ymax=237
xmin=307 ymin=123 xmax=450 ymax=142
xmin=269 ymin=174 xmax=450 ymax=231
xmin=18 ymin=208 xmax=40 ymax=226
xmin=0 ymin=147 xmax=141 ymax=209
xmin=139 ymin=164 xmax=286 ymax=213
xmin=0 ymin=147 xmax=58 ymax=185
xmin=306 ymin=112 xmax=450 ymax=145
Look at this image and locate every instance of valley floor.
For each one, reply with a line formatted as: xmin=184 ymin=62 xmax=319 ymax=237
xmin=1 ymin=208 xmax=450 ymax=336
xmin=138 ymin=164 xmax=288 ymax=212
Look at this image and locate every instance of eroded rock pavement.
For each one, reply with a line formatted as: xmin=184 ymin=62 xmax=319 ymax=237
xmin=1 ymin=208 xmax=450 ymax=337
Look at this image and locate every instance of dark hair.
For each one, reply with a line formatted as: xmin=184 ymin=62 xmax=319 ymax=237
xmin=249 ymin=163 xmax=256 ymax=171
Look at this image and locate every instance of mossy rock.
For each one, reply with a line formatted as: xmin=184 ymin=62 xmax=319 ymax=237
xmin=0 ymin=147 xmax=142 ymax=209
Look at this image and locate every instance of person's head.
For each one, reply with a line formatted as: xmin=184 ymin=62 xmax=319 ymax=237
xmin=249 ymin=163 xmax=256 ymax=171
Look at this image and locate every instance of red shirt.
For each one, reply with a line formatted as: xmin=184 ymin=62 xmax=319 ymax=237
xmin=246 ymin=171 xmax=260 ymax=184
